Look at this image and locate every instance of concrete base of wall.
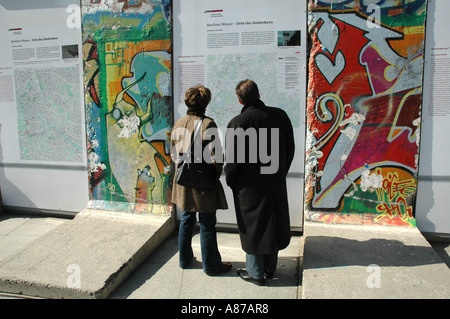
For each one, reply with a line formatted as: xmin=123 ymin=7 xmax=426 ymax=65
xmin=0 ymin=209 xmax=176 ymax=299
xmin=302 ymin=221 xmax=450 ymax=299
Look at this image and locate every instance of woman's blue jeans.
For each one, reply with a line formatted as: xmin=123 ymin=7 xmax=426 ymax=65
xmin=178 ymin=211 xmax=222 ymax=273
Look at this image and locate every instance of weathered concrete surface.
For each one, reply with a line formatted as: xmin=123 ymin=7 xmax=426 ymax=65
xmin=0 ymin=209 xmax=176 ymax=299
xmin=302 ymin=221 xmax=450 ymax=299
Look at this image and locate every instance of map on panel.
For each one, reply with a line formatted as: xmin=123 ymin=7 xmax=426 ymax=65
xmin=14 ymin=66 xmax=83 ymax=162
xmin=206 ymin=53 xmax=301 ymax=128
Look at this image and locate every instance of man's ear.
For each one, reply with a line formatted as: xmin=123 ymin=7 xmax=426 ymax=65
xmin=238 ymin=98 xmax=243 ymax=105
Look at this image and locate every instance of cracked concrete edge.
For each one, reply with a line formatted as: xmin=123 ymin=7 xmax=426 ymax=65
xmin=0 ymin=209 xmax=177 ymax=299
xmin=94 ymin=212 xmax=177 ymax=299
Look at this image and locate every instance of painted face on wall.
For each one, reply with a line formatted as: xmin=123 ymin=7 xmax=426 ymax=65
xmin=82 ymin=0 xmax=173 ymax=213
xmin=111 ymin=50 xmax=172 ymax=152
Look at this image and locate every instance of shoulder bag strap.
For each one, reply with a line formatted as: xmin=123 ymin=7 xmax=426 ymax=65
xmin=186 ymin=117 xmax=203 ymax=155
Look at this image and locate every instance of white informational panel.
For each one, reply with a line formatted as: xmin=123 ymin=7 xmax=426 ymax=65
xmin=173 ymin=0 xmax=307 ymax=229
xmin=416 ymin=0 xmax=450 ymax=235
xmin=0 ymin=0 xmax=88 ymax=214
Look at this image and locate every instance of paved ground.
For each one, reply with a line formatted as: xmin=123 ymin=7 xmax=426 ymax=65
xmin=0 ymin=212 xmax=302 ymax=299
xmin=111 ymin=230 xmax=303 ymax=299
xmin=302 ymin=222 xmax=450 ymax=299
xmin=0 ymin=212 xmax=449 ymax=300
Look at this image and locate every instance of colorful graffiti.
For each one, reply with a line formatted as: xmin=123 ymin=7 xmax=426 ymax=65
xmin=82 ymin=0 xmax=172 ymax=214
xmin=305 ymin=0 xmax=428 ymax=226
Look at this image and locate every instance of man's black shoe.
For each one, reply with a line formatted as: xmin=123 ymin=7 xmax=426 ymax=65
xmin=236 ymin=268 xmax=266 ymax=286
xmin=264 ymin=271 xmax=274 ymax=279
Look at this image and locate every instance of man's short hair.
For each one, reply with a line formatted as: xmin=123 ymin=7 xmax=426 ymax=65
xmin=235 ymin=79 xmax=259 ymax=105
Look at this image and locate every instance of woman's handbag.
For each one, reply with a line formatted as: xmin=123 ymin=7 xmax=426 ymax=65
xmin=175 ymin=119 xmax=218 ymax=190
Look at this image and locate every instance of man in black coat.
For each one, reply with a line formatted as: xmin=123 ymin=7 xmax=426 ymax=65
xmin=225 ymin=79 xmax=295 ymax=286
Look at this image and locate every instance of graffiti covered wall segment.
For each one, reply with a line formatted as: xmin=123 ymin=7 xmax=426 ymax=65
xmin=305 ymin=0 xmax=427 ymax=226
xmin=82 ymin=0 xmax=172 ymax=214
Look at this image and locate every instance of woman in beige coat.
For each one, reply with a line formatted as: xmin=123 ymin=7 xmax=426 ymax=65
xmin=171 ymin=85 xmax=231 ymax=276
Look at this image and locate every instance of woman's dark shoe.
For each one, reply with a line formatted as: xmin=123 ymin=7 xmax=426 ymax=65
xmin=236 ymin=268 xmax=266 ymax=286
xmin=205 ymin=262 xmax=232 ymax=276
xmin=179 ymin=259 xmax=193 ymax=269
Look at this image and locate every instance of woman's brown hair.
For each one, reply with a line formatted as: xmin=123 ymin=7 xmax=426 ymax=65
xmin=185 ymin=85 xmax=211 ymax=116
